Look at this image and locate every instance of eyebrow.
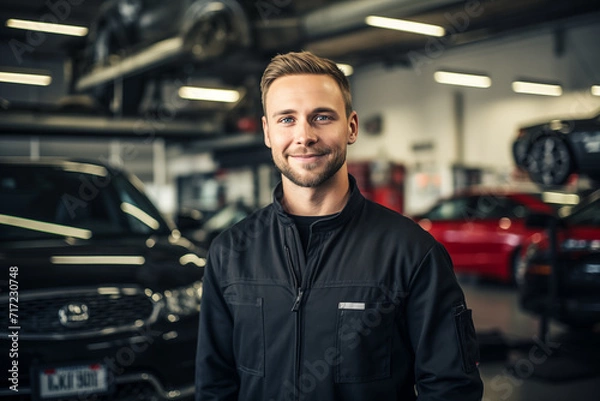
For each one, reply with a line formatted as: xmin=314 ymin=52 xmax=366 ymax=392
xmin=271 ymin=107 xmax=339 ymax=119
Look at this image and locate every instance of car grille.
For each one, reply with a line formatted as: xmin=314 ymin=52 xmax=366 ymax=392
xmin=0 ymin=287 xmax=160 ymax=340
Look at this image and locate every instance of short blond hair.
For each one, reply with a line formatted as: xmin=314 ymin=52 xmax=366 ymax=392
xmin=260 ymin=51 xmax=353 ymax=117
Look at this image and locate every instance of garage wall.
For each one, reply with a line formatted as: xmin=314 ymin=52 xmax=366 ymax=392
xmin=349 ymin=21 xmax=600 ymax=178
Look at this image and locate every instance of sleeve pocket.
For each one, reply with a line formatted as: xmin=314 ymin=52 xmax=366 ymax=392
xmin=454 ymin=307 xmax=480 ymax=374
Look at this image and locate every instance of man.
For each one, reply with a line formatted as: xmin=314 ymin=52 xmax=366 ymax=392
xmin=195 ymin=51 xmax=483 ymax=401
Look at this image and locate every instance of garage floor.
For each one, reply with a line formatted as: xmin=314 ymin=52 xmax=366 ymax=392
xmin=461 ymin=278 xmax=600 ymax=401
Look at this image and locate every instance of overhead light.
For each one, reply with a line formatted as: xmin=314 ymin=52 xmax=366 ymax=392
xmin=6 ymin=18 xmax=88 ymax=37
xmin=0 ymin=71 xmax=52 ymax=86
xmin=337 ymin=63 xmax=354 ymax=77
xmin=365 ymin=15 xmax=445 ymax=37
xmin=178 ymin=86 xmax=241 ymax=103
xmin=542 ymin=191 xmax=580 ymax=205
xmin=512 ymin=81 xmax=562 ymax=96
xmin=434 ymin=71 xmax=492 ymax=88
xmin=592 ymin=85 xmax=600 ymax=97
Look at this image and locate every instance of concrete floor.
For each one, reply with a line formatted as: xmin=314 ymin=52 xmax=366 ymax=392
xmin=460 ymin=277 xmax=600 ymax=401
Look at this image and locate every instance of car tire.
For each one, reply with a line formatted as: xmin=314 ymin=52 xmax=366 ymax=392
xmin=526 ymin=135 xmax=573 ymax=186
xmin=182 ymin=0 xmax=252 ymax=60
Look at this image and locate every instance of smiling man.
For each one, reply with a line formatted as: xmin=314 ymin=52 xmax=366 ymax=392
xmin=195 ymin=51 xmax=483 ymax=401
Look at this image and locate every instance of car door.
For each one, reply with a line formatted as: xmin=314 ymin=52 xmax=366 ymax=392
xmin=419 ymin=195 xmax=476 ymax=267
xmin=455 ymin=195 xmax=524 ymax=279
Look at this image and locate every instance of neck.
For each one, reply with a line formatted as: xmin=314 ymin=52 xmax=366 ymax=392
xmin=281 ymin=169 xmax=350 ymax=216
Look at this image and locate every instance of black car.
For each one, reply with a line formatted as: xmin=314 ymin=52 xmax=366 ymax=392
xmin=517 ymin=190 xmax=600 ymax=330
xmin=0 ymin=158 xmax=206 ymax=400
xmin=512 ymin=111 xmax=600 ymax=187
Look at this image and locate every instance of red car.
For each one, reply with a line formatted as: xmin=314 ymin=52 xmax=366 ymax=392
xmin=413 ymin=190 xmax=556 ymax=283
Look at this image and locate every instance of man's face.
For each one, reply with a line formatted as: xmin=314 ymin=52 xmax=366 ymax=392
xmin=262 ymin=74 xmax=358 ymax=188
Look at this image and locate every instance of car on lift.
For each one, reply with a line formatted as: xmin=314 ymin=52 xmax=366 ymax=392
xmin=0 ymin=158 xmax=205 ymax=401
xmin=413 ymin=190 xmax=557 ymax=283
xmin=82 ymin=0 xmax=253 ymax=71
xmin=512 ymin=111 xmax=600 ymax=187
xmin=517 ymin=189 xmax=600 ymax=330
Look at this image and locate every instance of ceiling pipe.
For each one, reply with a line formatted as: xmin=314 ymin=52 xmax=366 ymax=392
xmin=301 ymin=0 xmax=461 ymax=40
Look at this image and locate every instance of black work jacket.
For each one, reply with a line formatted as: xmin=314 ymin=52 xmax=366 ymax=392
xmin=196 ymin=175 xmax=483 ymax=401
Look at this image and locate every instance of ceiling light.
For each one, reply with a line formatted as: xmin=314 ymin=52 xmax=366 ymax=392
xmin=6 ymin=18 xmax=88 ymax=36
xmin=178 ymin=86 xmax=241 ymax=103
xmin=0 ymin=71 xmax=52 ymax=86
xmin=542 ymin=192 xmax=580 ymax=205
xmin=365 ymin=15 xmax=445 ymax=37
xmin=512 ymin=81 xmax=562 ymax=96
xmin=337 ymin=63 xmax=354 ymax=77
xmin=434 ymin=71 xmax=492 ymax=88
xmin=591 ymin=85 xmax=600 ymax=97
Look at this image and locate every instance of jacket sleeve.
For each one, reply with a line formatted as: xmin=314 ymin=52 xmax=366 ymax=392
xmin=405 ymin=242 xmax=483 ymax=401
xmin=195 ymin=247 xmax=239 ymax=401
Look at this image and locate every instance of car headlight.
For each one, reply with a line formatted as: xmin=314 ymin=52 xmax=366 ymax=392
xmin=163 ymin=281 xmax=203 ymax=322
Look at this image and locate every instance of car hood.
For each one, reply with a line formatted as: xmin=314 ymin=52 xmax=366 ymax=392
xmin=0 ymin=236 xmax=205 ymax=291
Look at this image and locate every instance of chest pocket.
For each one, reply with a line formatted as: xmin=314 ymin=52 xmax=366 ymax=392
xmin=224 ymin=296 xmax=265 ymax=377
xmin=334 ymin=301 xmax=395 ymax=383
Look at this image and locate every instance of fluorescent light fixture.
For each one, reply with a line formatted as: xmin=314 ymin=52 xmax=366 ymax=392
xmin=337 ymin=63 xmax=354 ymax=76
xmin=592 ymin=85 xmax=600 ymax=96
xmin=434 ymin=71 xmax=492 ymax=88
xmin=51 ymin=255 xmax=145 ymax=265
xmin=512 ymin=81 xmax=562 ymax=96
xmin=6 ymin=18 xmax=88 ymax=36
xmin=542 ymin=191 xmax=580 ymax=205
xmin=0 ymin=71 xmax=52 ymax=86
xmin=121 ymin=202 xmax=160 ymax=230
xmin=0 ymin=214 xmax=91 ymax=239
xmin=365 ymin=15 xmax=445 ymax=37
xmin=178 ymin=86 xmax=240 ymax=103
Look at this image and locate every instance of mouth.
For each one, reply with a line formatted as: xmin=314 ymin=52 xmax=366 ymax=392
xmin=289 ymin=154 xmax=325 ymax=163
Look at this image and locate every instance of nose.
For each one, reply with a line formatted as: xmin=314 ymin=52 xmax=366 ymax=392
xmin=294 ymin=120 xmax=318 ymax=146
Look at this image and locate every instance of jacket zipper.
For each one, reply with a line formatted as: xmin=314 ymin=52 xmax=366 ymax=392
xmin=285 ymin=241 xmax=303 ymax=401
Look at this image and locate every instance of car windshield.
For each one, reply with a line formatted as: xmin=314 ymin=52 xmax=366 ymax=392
xmin=564 ymin=193 xmax=600 ymax=227
xmin=0 ymin=162 xmax=170 ymax=241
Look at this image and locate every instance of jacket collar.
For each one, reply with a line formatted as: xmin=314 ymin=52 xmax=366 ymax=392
xmin=273 ymin=174 xmax=365 ymax=232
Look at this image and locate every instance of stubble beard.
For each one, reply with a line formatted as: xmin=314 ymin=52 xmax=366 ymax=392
xmin=273 ymin=147 xmax=347 ymax=188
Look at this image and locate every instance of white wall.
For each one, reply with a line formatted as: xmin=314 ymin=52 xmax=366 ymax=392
xmin=349 ymin=21 xmax=600 ymax=213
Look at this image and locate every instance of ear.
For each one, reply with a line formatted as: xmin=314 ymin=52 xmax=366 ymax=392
xmin=262 ymin=116 xmax=271 ymax=148
xmin=347 ymin=111 xmax=359 ymax=145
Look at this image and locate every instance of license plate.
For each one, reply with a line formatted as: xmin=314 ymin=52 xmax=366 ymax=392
xmin=36 ymin=363 xmax=109 ymax=399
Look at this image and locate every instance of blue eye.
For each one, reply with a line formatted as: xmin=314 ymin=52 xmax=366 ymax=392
xmin=280 ymin=117 xmax=294 ymax=124
xmin=315 ymin=115 xmax=331 ymax=121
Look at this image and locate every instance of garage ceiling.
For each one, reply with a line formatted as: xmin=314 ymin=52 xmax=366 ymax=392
xmin=1 ymin=0 xmax=599 ymax=61
xmin=1 ymin=0 xmax=599 ymax=135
